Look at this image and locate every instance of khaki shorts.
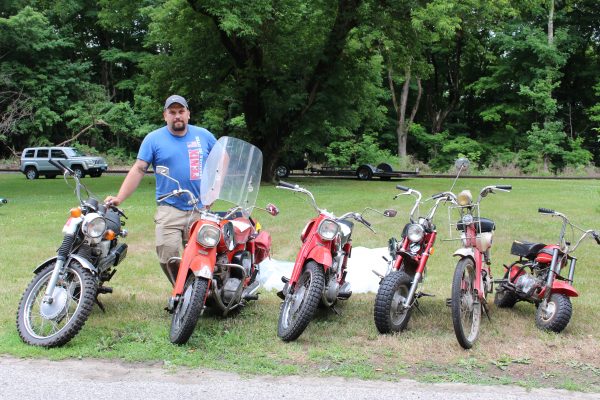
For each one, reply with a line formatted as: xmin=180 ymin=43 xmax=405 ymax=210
xmin=154 ymin=205 xmax=201 ymax=264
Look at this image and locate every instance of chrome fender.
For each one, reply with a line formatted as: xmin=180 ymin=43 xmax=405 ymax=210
xmin=453 ymin=248 xmax=475 ymax=259
xmin=33 ymin=255 xmax=97 ymax=275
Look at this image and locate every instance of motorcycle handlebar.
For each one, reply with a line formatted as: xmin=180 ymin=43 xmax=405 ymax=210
xmin=431 ymin=192 xmax=445 ymax=200
xmin=593 ymin=231 xmax=600 ymax=245
xmin=277 ymin=181 xmax=298 ymax=190
xmin=495 ymin=185 xmax=512 ymax=190
xmin=49 ymin=158 xmax=75 ymax=175
xmin=395 ymin=185 xmax=410 ymax=192
xmin=538 ymin=207 xmax=555 ymax=214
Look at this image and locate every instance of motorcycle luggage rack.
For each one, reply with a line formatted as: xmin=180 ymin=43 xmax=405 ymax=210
xmin=443 ymin=203 xmax=482 ymax=242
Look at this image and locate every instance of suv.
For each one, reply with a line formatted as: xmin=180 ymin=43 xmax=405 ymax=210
xmin=20 ymin=147 xmax=108 ymax=179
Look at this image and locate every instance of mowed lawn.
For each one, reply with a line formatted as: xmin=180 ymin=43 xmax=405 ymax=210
xmin=1 ymin=173 xmax=599 ymax=390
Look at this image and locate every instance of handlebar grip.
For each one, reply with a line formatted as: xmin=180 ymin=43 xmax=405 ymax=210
xmin=431 ymin=192 xmax=445 ymax=199
xmin=395 ymin=185 xmax=410 ymax=192
xmin=277 ymin=180 xmax=298 ymax=189
xmin=538 ymin=207 xmax=555 ymax=214
xmin=361 ymin=216 xmax=372 ymax=227
xmin=496 ymin=185 xmax=512 ymax=190
xmin=157 ymin=193 xmax=171 ymax=202
xmin=593 ymin=232 xmax=600 ymax=245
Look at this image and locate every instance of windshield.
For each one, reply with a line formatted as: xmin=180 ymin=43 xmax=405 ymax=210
xmin=201 ymin=136 xmax=263 ymax=212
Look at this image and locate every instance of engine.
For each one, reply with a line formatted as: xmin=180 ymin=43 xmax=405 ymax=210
xmin=514 ymin=271 xmax=545 ymax=299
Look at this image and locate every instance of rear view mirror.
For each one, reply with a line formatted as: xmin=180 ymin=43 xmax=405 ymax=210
xmin=266 ymin=203 xmax=279 ymax=216
xmin=383 ymin=209 xmax=397 ymax=218
xmin=454 ymin=158 xmax=470 ymax=171
xmin=156 ymin=166 xmax=170 ymax=176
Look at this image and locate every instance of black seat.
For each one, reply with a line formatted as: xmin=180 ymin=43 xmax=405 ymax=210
xmin=456 ymin=217 xmax=495 ymax=233
xmin=510 ymin=240 xmax=546 ymax=259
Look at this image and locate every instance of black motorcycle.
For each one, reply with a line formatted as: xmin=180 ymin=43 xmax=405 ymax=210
xmin=16 ymin=159 xmax=128 ymax=347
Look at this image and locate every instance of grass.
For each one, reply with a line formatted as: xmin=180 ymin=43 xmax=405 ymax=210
xmin=1 ymin=173 xmax=600 ymax=391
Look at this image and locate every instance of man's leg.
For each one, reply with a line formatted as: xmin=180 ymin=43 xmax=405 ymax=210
xmin=155 ymin=206 xmax=188 ymax=285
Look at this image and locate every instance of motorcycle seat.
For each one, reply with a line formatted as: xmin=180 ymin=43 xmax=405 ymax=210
xmin=456 ymin=217 xmax=495 ymax=233
xmin=510 ymin=240 xmax=546 ymax=259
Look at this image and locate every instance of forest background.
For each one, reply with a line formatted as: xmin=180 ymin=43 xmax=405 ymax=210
xmin=1 ymin=0 xmax=600 ymax=180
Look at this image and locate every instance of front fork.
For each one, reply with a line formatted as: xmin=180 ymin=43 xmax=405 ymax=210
xmin=402 ymin=233 xmax=436 ymax=308
xmin=42 ymin=234 xmax=76 ymax=304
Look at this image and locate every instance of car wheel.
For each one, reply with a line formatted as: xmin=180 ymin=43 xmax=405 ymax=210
xmin=25 ymin=167 xmax=39 ymax=180
xmin=71 ymin=166 xmax=84 ymax=178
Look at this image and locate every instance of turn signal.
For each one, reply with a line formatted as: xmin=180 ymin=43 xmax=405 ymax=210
xmin=104 ymin=230 xmax=116 ymax=240
xmin=430 ymin=247 xmax=435 ymax=254
xmin=70 ymin=207 xmax=82 ymax=218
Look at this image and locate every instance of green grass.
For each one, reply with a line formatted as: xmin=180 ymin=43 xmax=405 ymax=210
xmin=1 ymin=174 xmax=600 ymax=391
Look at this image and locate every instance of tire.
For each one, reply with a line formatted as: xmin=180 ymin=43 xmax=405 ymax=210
xmin=277 ymin=261 xmax=324 ymax=342
xmin=25 ymin=167 xmax=39 ymax=180
xmin=71 ymin=166 xmax=85 ymax=178
xmin=535 ymin=293 xmax=572 ymax=333
xmin=494 ymin=287 xmax=518 ymax=308
xmin=170 ymin=275 xmax=208 ymax=345
xmin=373 ymin=270 xmax=413 ymax=333
xmin=275 ymin=165 xmax=290 ymax=178
xmin=16 ymin=262 xmax=96 ymax=347
xmin=377 ymin=162 xmax=393 ymax=181
xmin=451 ymin=258 xmax=481 ymax=349
xmin=356 ymin=166 xmax=372 ymax=180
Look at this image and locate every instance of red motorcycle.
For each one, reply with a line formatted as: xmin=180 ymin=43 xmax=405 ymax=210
xmin=444 ymin=182 xmax=511 ymax=348
xmin=495 ymin=208 xmax=600 ymax=332
xmin=158 ymin=136 xmax=278 ymax=344
xmin=373 ymin=185 xmax=447 ymax=333
xmin=276 ymin=181 xmax=375 ymax=341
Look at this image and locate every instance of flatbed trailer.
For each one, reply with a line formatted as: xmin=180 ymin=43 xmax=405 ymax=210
xmin=287 ymin=162 xmax=419 ymax=180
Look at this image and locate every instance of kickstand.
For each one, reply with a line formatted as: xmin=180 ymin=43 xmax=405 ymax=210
xmin=95 ymin=296 xmax=106 ymax=313
xmin=481 ymin=299 xmax=491 ymax=321
xmin=331 ymin=305 xmax=341 ymax=315
xmin=414 ymin=300 xmax=424 ymax=315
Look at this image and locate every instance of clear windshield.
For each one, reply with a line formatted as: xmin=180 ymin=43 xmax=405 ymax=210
xmin=201 ymin=136 xmax=263 ymax=211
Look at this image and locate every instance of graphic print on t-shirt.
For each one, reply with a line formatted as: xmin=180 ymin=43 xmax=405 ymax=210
xmin=187 ymin=138 xmax=203 ymax=180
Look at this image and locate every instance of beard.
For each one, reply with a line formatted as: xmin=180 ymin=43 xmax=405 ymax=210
xmin=171 ymin=121 xmax=186 ymax=132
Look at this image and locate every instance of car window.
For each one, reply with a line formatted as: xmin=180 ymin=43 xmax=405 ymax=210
xmin=37 ymin=149 xmax=49 ymax=158
xmin=51 ymin=149 xmax=66 ymax=159
xmin=23 ymin=150 xmax=35 ymax=158
xmin=65 ymin=148 xmax=85 ymax=157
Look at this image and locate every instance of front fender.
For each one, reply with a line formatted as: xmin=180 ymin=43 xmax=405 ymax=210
xmin=32 ymin=255 xmax=97 ymax=275
xmin=551 ymin=280 xmax=579 ymax=297
xmin=307 ymin=246 xmax=333 ymax=270
xmin=453 ymin=248 xmax=475 ymax=259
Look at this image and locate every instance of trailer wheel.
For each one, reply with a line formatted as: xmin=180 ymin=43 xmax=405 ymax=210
xmin=356 ymin=165 xmax=373 ymax=180
xmin=377 ymin=163 xmax=393 ymax=181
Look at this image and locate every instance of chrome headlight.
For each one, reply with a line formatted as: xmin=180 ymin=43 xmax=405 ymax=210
xmin=462 ymin=214 xmax=474 ymax=226
xmin=82 ymin=213 xmax=106 ymax=238
xmin=197 ymin=224 xmax=221 ymax=248
xmin=407 ymin=223 xmax=425 ymax=242
xmin=317 ymin=219 xmax=339 ymax=241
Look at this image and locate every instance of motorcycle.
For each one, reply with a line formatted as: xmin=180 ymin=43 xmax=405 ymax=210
xmin=495 ymin=208 xmax=600 ymax=332
xmin=16 ymin=159 xmax=128 ymax=347
xmin=373 ymin=185 xmax=448 ymax=333
xmin=0 ymin=197 xmax=7 ymax=206
xmin=443 ymin=176 xmax=511 ymax=348
xmin=275 ymin=181 xmax=376 ymax=341
xmin=159 ymin=136 xmax=278 ymax=345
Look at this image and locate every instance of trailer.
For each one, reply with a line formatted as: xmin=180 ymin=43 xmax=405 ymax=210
xmin=280 ymin=162 xmax=418 ymax=180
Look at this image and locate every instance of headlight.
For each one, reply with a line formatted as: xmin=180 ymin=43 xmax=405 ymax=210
xmin=407 ymin=224 xmax=425 ymax=242
xmin=462 ymin=214 xmax=474 ymax=226
xmin=457 ymin=190 xmax=472 ymax=206
xmin=82 ymin=213 xmax=106 ymax=238
xmin=197 ymin=224 xmax=221 ymax=248
xmin=317 ymin=219 xmax=339 ymax=241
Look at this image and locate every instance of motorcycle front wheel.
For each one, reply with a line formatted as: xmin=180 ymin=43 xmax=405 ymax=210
xmin=373 ymin=270 xmax=413 ymax=334
xmin=170 ymin=275 xmax=208 ymax=345
xmin=451 ymin=258 xmax=481 ymax=349
xmin=535 ymin=293 xmax=572 ymax=333
xmin=16 ymin=262 xmax=96 ymax=347
xmin=277 ymin=261 xmax=324 ymax=342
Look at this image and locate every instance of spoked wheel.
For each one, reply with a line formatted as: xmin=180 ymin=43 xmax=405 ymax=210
xmin=535 ymin=293 xmax=572 ymax=333
xmin=277 ymin=261 xmax=324 ymax=342
xmin=373 ymin=270 xmax=413 ymax=333
xmin=16 ymin=262 xmax=96 ymax=347
xmin=451 ymin=258 xmax=481 ymax=349
xmin=170 ymin=275 xmax=208 ymax=345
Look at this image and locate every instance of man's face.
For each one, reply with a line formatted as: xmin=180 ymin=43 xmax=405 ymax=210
xmin=164 ymin=104 xmax=190 ymax=133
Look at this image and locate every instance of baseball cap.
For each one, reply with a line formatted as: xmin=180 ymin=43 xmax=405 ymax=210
xmin=164 ymin=95 xmax=189 ymax=110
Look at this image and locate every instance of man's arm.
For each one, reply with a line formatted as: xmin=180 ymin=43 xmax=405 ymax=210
xmin=104 ymin=159 xmax=149 ymax=206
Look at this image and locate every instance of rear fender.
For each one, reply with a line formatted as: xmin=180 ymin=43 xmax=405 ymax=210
xmin=453 ymin=248 xmax=475 ymax=259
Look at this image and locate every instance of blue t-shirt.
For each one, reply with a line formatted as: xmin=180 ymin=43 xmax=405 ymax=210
xmin=138 ymin=125 xmax=217 ymax=210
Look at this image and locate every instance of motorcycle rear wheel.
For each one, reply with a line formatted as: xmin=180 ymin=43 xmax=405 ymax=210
xmin=535 ymin=293 xmax=572 ymax=333
xmin=451 ymin=258 xmax=481 ymax=349
xmin=170 ymin=276 xmax=208 ymax=345
xmin=373 ymin=270 xmax=413 ymax=333
xmin=277 ymin=261 xmax=324 ymax=342
xmin=16 ymin=262 xmax=96 ymax=347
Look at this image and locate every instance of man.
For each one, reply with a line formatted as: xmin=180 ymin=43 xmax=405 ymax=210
xmin=105 ymin=95 xmax=217 ymax=284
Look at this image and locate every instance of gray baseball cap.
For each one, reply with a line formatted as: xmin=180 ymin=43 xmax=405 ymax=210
xmin=164 ymin=95 xmax=189 ymax=110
